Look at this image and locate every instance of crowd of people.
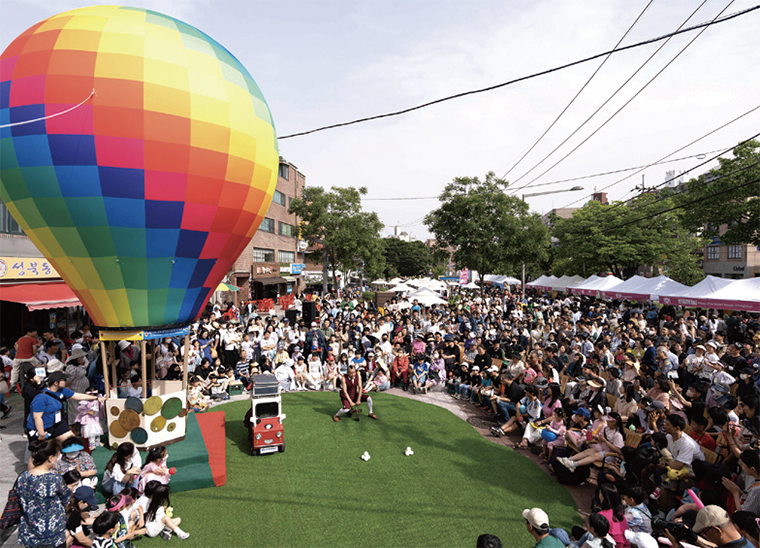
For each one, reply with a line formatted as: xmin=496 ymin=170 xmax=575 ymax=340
xmin=3 ymin=283 xmax=760 ymax=547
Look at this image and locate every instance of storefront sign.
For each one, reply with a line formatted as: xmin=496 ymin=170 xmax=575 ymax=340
xmin=256 ymin=266 xmax=275 ymax=274
xmin=0 ymin=256 xmax=59 ymax=280
xmin=279 ymin=266 xmax=290 ymax=273
xmin=290 ymin=263 xmax=305 ymax=274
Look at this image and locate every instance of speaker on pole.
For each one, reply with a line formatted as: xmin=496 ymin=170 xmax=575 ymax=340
xmin=303 ymin=301 xmax=317 ymax=326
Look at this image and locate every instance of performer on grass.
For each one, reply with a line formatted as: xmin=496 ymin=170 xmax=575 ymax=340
xmin=333 ymin=364 xmax=378 ymax=422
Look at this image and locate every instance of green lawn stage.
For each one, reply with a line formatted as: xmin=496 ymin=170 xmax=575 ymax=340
xmin=134 ymin=392 xmax=581 ymax=547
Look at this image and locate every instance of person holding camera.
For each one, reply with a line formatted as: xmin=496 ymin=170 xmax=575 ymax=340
xmin=692 ymin=505 xmax=754 ymax=547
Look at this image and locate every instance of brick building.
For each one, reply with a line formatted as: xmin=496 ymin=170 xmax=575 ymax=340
xmin=224 ymin=157 xmax=306 ymax=303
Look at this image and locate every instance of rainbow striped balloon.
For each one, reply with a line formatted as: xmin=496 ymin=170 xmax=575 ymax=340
xmin=0 ymin=6 xmax=278 ymax=328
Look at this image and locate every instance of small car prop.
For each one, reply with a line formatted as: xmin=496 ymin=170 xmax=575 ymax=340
xmin=243 ymin=374 xmax=285 ymax=456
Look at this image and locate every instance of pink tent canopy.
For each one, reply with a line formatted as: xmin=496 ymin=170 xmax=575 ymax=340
xmin=657 ymin=276 xmax=734 ymax=308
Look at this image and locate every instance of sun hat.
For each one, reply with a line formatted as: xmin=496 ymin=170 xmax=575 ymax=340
xmin=62 ymin=443 xmax=85 ymax=453
xmin=575 ymin=407 xmax=591 ymax=418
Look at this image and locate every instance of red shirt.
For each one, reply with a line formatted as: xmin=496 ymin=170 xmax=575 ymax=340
xmin=690 ymin=430 xmax=717 ymax=452
xmin=15 ymin=335 xmax=37 ymax=359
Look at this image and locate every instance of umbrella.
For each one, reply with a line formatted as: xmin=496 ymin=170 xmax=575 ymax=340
xmin=216 ymin=282 xmax=241 ymax=291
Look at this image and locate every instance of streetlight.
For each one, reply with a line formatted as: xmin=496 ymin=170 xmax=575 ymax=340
xmin=519 ymin=186 xmax=583 ymax=295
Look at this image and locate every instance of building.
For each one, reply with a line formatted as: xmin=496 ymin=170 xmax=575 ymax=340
xmin=702 ymin=229 xmax=760 ymax=279
xmin=392 ymin=225 xmax=411 ymax=242
xmin=227 ymin=157 xmax=306 ymax=303
xmin=0 ymin=204 xmax=85 ymax=345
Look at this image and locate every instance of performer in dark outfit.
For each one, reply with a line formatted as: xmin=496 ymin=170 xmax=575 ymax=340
xmin=333 ymin=364 xmax=378 ymax=422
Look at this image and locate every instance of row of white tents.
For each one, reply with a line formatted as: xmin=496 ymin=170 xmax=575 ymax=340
xmin=527 ymin=274 xmax=760 ymax=313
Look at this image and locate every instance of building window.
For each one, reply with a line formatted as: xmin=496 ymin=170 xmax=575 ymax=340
xmin=0 ymin=201 xmax=23 ymax=234
xmin=260 ymin=217 xmax=274 ymax=233
xmin=253 ymin=248 xmax=275 ymax=262
xmin=278 ymin=222 xmax=295 ymax=237
xmin=278 ymin=250 xmax=295 ymax=263
xmin=706 ymin=246 xmax=719 ymax=260
xmin=728 ymin=245 xmax=742 ymax=259
xmin=273 ymin=190 xmax=286 ymax=206
xmin=279 ymin=164 xmax=290 ymax=180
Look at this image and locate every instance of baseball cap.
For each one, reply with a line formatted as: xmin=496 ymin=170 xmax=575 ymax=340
xmin=311 ymin=322 xmax=318 ymax=327
xmin=646 ymin=401 xmax=665 ymax=411
xmin=693 ymin=505 xmax=730 ymax=533
xmin=46 ymin=371 xmax=67 ymax=385
xmin=471 ymin=366 xmax=480 ymax=372
xmin=522 ymin=508 xmax=549 ymax=530
xmin=575 ymin=407 xmax=590 ymax=418
xmin=73 ymin=486 xmax=99 ymax=511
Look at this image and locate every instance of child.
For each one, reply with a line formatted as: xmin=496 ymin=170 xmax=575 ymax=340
xmin=187 ymin=376 xmax=210 ymax=413
xmin=63 ymin=469 xmax=82 ymax=492
xmin=137 ymin=446 xmax=173 ymax=494
xmin=92 ymin=511 xmax=121 ymax=548
xmin=135 ymin=480 xmax=161 ymax=523
xmin=105 ymin=493 xmax=143 ymax=548
xmin=66 ymin=486 xmax=99 ymax=548
xmin=542 ymin=408 xmax=567 ymax=461
xmin=143 ymin=484 xmax=190 ymax=540
xmin=0 ymin=370 xmax=11 ymax=419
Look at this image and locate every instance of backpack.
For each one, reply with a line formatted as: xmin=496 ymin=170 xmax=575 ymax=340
xmin=554 ymin=460 xmax=591 ymax=485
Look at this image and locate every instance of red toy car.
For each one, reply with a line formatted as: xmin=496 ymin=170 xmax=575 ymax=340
xmin=243 ymin=375 xmax=285 ymax=456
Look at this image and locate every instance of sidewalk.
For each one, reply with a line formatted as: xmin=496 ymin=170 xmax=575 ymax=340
xmin=0 ymin=389 xmax=29 ymax=548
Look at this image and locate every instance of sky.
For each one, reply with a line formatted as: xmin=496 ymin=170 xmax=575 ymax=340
xmin=2 ymin=0 xmax=759 ymax=240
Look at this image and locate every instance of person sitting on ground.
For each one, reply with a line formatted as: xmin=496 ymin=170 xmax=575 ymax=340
xmin=411 ymin=354 xmax=428 ymax=394
xmin=54 ymin=437 xmax=98 ymax=489
xmin=522 ymin=507 xmax=566 ymax=548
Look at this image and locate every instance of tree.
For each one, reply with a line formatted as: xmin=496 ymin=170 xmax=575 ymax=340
xmin=424 ymin=172 xmax=550 ymax=293
xmin=289 ymin=186 xmax=384 ymax=294
xmin=678 ymin=139 xmax=760 ymax=246
xmin=550 ymin=193 xmax=706 ymax=284
xmin=380 ymin=238 xmax=434 ymax=278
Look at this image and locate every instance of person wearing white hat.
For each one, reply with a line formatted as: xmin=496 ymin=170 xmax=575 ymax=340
xmin=522 ymin=507 xmax=564 ymax=547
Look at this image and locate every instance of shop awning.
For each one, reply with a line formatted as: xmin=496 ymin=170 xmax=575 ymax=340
xmin=0 ymin=282 xmax=82 ymax=311
xmin=252 ymin=276 xmax=288 ymax=286
xmin=282 ymin=276 xmax=297 ymax=283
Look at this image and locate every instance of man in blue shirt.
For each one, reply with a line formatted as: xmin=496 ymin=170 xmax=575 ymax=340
xmin=26 ymin=371 xmax=102 ymax=442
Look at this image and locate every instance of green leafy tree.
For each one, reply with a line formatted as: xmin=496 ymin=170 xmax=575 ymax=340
xmin=551 ymin=194 xmax=706 ymax=284
xmin=381 ymin=238 xmax=434 ymax=278
xmin=424 ymin=172 xmax=550 ymax=292
xmin=289 ymin=186 xmax=384 ymax=293
xmin=679 ymin=140 xmax=760 ymax=246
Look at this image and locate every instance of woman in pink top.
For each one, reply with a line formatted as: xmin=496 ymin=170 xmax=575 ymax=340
xmin=597 ymin=484 xmax=630 ymax=548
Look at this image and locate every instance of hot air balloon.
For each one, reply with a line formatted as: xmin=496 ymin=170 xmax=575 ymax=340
xmin=0 ymin=6 xmax=278 ymax=448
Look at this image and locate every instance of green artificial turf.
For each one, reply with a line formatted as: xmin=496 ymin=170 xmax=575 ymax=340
xmin=134 ymin=392 xmax=581 ymax=547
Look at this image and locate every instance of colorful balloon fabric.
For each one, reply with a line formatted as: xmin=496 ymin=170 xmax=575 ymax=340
xmin=0 ymin=6 xmax=279 ymax=328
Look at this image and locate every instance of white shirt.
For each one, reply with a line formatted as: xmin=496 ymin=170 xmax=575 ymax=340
xmin=667 ymin=433 xmax=704 ymax=473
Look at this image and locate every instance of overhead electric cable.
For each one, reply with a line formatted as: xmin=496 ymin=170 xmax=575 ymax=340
xmin=506 ymin=0 xmax=709 ymax=191
xmin=510 ymin=0 xmax=731 ymax=193
xmin=277 ymin=5 xmax=759 ymax=140
xmin=555 ymin=101 xmax=760 ymax=209
xmin=499 ymin=0 xmax=656 ymax=180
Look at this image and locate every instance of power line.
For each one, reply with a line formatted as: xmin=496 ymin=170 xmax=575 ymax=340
xmin=360 ymin=147 xmax=729 ymax=201
xmin=612 ymin=130 xmax=760 ymax=207
xmin=277 ymin=5 xmax=760 ymax=140
xmin=511 ymin=0 xmax=733 ymax=194
xmin=507 ymin=0 xmax=709 ymax=192
xmin=556 ymin=101 xmax=760 ymax=209
xmin=499 ymin=0 xmax=656 ymax=180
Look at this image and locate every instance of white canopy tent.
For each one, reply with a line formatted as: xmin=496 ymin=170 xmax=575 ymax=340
xmin=526 ymin=275 xmax=558 ymax=291
xmin=371 ymin=279 xmax=388 ymax=285
xmin=389 ymin=283 xmax=414 ymax=292
xmin=462 ymin=281 xmax=480 ymax=290
xmin=600 ymin=275 xmax=688 ymax=301
xmin=568 ymin=275 xmax=624 ymax=296
xmin=483 ymin=274 xmax=522 ymax=287
xmin=657 ymin=275 xmax=734 ymax=307
xmin=549 ymin=275 xmax=585 ymax=292
xmin=406 ymin=287 xmax=449 ymax=306
xmin=388 ymin=277 xmax=404 ymax=285
xmin=670 ymin=277 xmax=760 ymax=312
